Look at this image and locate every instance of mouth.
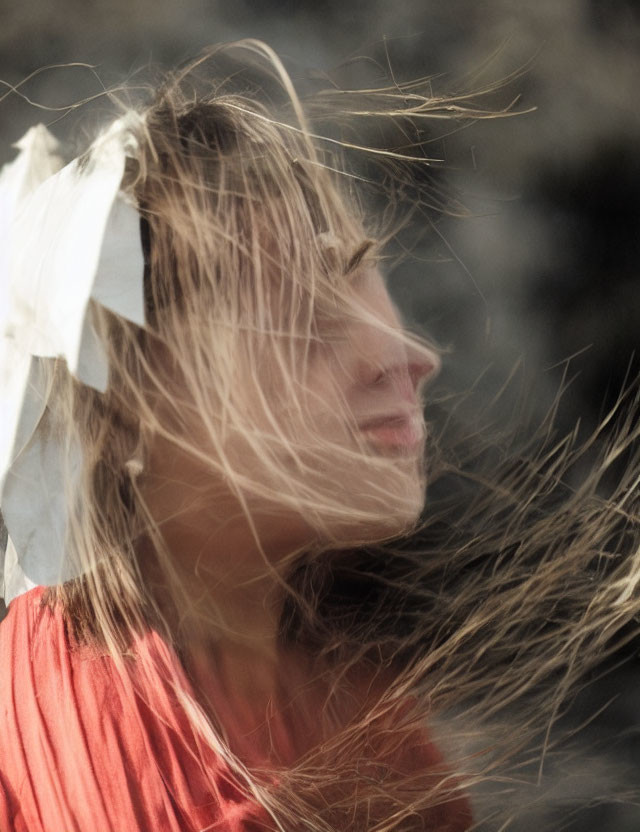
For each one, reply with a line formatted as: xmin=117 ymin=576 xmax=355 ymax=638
xmin=357 ymin=413 xmax=425 ymax=455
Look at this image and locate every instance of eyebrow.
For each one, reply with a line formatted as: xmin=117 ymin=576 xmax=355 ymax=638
xmin=345 ymin=239 xmax=377 ymax=276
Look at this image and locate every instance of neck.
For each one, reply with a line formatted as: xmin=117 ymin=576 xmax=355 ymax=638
xmin=140 ymin=505 xmax=314 ymax=691
xmin=144 ymin=523 xmax=283 ymax=639
xmin=137 ymin=438 xmax=319 ymax=713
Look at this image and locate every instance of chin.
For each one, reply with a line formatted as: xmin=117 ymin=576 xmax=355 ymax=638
xmin=333 ymin=458 xmax=427 ymax=546
xmin=381 ymin=459 xmax=427 ymax=535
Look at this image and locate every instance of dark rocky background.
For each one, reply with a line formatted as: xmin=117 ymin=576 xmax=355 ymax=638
xmin=1 ymin=1 xmax=639 ymax=828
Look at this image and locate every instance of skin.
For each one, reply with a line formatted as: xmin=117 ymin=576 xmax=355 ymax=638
xmin=140 ymin=268 xmax=438 ymax=757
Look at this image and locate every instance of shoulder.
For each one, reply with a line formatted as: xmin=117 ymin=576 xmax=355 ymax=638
xmin=0 ymin=587 xmax=266 ymax=832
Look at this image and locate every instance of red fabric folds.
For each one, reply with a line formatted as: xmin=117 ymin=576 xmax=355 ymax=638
xmin=0 ymin=587 xmax=265 ymax=831
xmin=0 ymin=587 xmax=472 ymax=831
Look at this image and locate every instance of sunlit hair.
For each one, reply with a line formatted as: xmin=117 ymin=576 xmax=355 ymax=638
xmin=34 ymin=41 xmax=640 ymax=829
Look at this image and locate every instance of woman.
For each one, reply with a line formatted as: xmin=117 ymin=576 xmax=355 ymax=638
xmin=0 ymin=42 xmax=638 ymax=831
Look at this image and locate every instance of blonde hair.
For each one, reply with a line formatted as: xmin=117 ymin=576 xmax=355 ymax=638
xmin=36 ymin=41 xmax=640 ymax=829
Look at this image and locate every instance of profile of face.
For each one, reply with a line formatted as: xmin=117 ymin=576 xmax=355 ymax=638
xmin=131 ymin=93 xmax=442 ymax=572
xmin=143 ymin=263 xmax=439 ymax=566
xmin=294 ymin=267 xmax=439 ymax=528
xmin=304 ymin=268 xmax=438 ymax=461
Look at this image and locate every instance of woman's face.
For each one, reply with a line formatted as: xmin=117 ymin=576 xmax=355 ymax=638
xmin=306 ymin=268 xmax=438 ymax=460
xmin=291 ymin=267 xmax=439 ymax=538
xmin=144 ymin=267 xmax=439 ymax=559
xmin=222 ymin=265 xmax=440 ymax=547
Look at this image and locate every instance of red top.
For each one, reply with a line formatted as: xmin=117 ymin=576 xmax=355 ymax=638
xmin=0 ymin=587 xmax=472 ymax=831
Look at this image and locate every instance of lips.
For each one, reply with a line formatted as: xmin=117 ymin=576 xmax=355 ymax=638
xmin=357 ymin=413 xmax=424 ymax=452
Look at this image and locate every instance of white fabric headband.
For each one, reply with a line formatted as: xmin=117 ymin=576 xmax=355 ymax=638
xmin=0 ymin=114 xmax=146 ymax=605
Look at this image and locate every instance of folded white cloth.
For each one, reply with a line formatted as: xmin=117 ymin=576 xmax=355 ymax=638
xmin=0 ymin=114 xmax=146 ymax=605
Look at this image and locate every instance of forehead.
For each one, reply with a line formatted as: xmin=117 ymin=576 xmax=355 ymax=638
xmin=346 ymin=269 xmax=402 ymax=326
xmin=309 ymin=268 xmax=404 ymax=349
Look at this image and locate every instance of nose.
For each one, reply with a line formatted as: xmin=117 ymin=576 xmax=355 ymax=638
xmin=349 ymin=270 xmax=440 ymax=394
xmin=363 ymin=346 xmax=440 ymax=400
xmin=407 ymin=347 xmax=441 ymax=391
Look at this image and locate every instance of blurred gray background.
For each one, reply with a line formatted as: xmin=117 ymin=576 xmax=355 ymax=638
xmin=1 ymin=1 xmax=639 ymax=829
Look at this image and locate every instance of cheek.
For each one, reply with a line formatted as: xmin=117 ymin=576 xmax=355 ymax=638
xmin=299 ymin=349 xmax=359 ymax=442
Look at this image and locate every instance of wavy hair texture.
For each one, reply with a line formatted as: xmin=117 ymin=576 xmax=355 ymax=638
xmin=32 ymin=41 xmax=640 ymax=829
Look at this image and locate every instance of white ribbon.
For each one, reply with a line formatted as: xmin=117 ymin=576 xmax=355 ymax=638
xmin=0 ymin=114 xmax=146 ymax=605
